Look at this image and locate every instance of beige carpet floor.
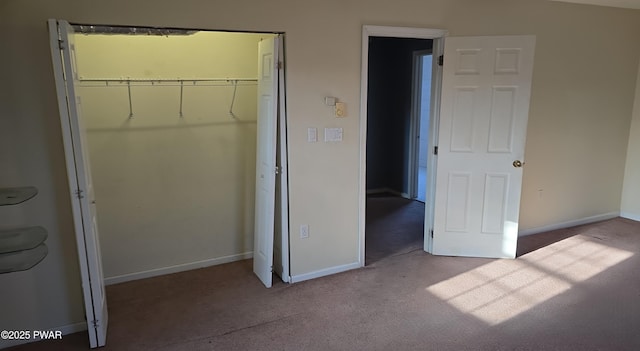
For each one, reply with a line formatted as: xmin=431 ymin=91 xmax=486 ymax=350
xmin=6 ymin=198 xmax=640 ymax=350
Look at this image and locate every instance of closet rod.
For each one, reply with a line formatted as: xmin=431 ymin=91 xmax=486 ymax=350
xmin=79 ymin=77 xmax=258 ymax=83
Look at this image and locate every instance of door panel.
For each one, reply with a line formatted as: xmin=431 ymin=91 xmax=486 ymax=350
xmin=432 ymin=35 xmax=535 ymax=259
xmin=488 ymin=87 xmax=517 ymax=152
xmin=253 ymin=37 xmax=279 ymax=288
xmin=450 ymin=87 xmax=476 ymax=152
xmin=48 ymin=19 xmax=108 ymax=347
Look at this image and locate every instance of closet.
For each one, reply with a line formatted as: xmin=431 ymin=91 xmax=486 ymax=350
xmin=71 ymin=28 xmax=280 ymax=284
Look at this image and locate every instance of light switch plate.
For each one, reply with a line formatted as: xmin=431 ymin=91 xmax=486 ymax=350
xmin=324 ymin=128 xmax=343 ymax=142
xmin=307 ymin=127 xmax=317 ymax=142
xmin=325 ymin=97 xmax=336 ymax=106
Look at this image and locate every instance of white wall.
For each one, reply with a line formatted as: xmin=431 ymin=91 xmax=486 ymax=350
xmin=621 ymin=62 xmax=640 ymax=221
xmin=1 ymin=0 xmax=640 ymax=343
xmin=74 ymin=32 xmax=269 ymax=281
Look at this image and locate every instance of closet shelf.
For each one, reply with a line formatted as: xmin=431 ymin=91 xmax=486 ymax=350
xmin=78 ymin=77 xmax=258 ymax=87
xmin=0 ymin=187 xmax=38 ymax=206
xmin=0 ymin=226 xmax=48 ymax=254
xmin=0 ymin=243 xmax=48 ymax=274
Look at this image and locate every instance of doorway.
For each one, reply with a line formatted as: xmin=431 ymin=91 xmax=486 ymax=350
xmin=364 ymin=37 xmax=433 ymax=264
xmin=360 ymin=27 xmax=536 ymax=265
xmin=69 ymin=28 xmax=288 ymax=286
xmin=359 ymin=26 xmax=447 ymax=266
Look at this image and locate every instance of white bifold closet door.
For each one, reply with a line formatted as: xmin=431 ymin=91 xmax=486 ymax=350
xmin=48 ymin=19 xmax=109 ymax=348
xmin=253 ymin=36 xmax=284 ymax=288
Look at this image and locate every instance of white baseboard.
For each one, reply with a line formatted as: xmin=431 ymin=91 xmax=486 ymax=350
xmin=104 ymin=252 xmax=253 ymax=285
xmin=290 ymin=262 xmax=360 ymax=283
xmin=0 ymin=322 xmax=86 ymax=349
xmin=620 ymin=212 xmax=640 ymax=222
xmin=518 ymin=212 xmax=620 ymax=237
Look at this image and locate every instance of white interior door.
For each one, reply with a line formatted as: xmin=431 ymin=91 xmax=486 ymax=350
xmin=432 ymin=35 xmax=535 ymax=258
xmin=254 ymin=37 xmax=280 ymax=288
xmin=48 ymin=19 xmax=108 ymax=347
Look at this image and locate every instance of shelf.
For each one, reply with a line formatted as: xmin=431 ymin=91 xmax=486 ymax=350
xmin=0 ymin=186 xmax=46 ymax=274
xmin=0 ymin=243 xmax=48 ymax=274
xmin=0 ymin=187 xmax=38 ymax=206
xmin=0 ymin=226 xmax=48 ymax=254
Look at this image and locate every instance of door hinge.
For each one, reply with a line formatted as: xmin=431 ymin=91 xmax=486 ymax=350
xmin=430 ymin=230 xmax=434 ymax=238
xmin=434 ymin=146 xmax=438 ymax=155
xmin=91 ymin=319 xmax=100 ymax=329
xmin=438 ymin=55 xmax=444 ymax=66
xmin=58 ymin=39 xmax=65 ymax=50
xmin=277 ymin=61 xmax=283 ymax=70
xmin=75 ymin=189 xmax=84 ymax=199
xmin=275 ymin=166 xmax=280 ymax=174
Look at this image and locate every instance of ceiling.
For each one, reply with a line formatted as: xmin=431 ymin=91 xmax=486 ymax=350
xmin=549 ymin=0 xmax=640 ymax=10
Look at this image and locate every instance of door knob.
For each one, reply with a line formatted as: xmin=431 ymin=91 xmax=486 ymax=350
xmin=513 ymin=160 xmax=524 ymax=168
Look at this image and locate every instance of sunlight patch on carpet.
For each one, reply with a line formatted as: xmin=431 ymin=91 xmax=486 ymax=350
xmin=426 ymin=235 xmax=633 ymax=325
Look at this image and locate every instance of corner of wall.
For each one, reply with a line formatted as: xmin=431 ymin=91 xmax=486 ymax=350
xmin=620 ymin=59 xmax=640 ymax=220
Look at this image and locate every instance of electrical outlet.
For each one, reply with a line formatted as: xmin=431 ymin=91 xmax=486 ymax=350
xmin=300 ymin=224 xmax=309 ymax=239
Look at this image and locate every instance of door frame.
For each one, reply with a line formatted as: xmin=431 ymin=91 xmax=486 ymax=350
xmin=276 ymin=36 xmax=291 ymax=283
xmin=359 ymin=25 xmax=447 ymax=266
xmin=408 ymin=49 xmax=434 ymax=200
xmin=50 ymin=20 xmax=291 ymax=345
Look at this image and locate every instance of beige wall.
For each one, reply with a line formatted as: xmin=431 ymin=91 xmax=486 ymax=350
xmin=621 ymin=63 xmax=640 ymax=219
xmin=1 ymin=0 xmax=639 ymax=340
xmin=73 ymin=32 xmax=268 ymax=281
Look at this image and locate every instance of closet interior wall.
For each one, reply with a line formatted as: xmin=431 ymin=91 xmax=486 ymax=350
xmin=74 ymin=31 xmax=273 ymax=283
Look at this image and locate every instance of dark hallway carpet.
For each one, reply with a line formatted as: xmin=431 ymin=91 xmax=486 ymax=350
xmin=365 ymin=195 xmax=425 ymax=264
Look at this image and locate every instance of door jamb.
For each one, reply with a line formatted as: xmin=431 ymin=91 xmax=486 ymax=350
xmin=359 ymin=25 xmax=447 ymax=266
xmin=276 ymin=35 xmax=291 ymax=283
xmin=424 ymin=38 xmax=445 ymax=253
xmin=408 ymin=49 xmax=434 ymax=200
